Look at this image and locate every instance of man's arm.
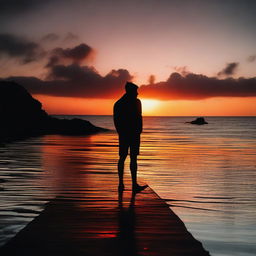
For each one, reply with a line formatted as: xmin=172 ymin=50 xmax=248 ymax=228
xmin=113 ymin=102 xmax=120 ymax=133
xmin=137 ymin=99 xmax=143 ymax=134
xmin=114 ymin=101 xmax=125 ymax=134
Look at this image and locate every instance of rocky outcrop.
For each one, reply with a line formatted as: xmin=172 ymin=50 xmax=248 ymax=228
xmin=0 ymin=81 xmax=107 ymax=142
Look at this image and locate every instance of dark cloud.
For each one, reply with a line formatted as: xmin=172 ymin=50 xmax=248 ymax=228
xmin=46 ymin=43 xmax=93 ymax=67
xmin=47 ymin=64 xmax=97 ymax=80
xmin=139 ymin=72 xmax=256 ymax=100
xmin=217 ymin=62 xmax=239 ymax=77
xmin=7 ymin=67 xmax=133 ymax=98
xmin=3 ymin=37 xmax=255 ymax=100
xmin=3 ymin=40 xmax=132 ymax=98
xmin=64 ymin=32 xmax=79 ymax=41
xmin=41 ymin=32 xmax=79 ymax=43
xmin=247 ymin=55 xmax=256 ymax=62
xmin=0 ymin=0 xmax=55 ymax=15
xmin=173 ymin=66 xmax=190 ymax=76
xmin=7 ymin=71 xmax=256 ymax=100
xmin=41 ymin=33 xmax=60 ymax=42
xmin=0 ymin=33 xmax=45 ymax=63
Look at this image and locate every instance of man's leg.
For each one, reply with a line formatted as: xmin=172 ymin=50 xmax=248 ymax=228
xmin=118 ymin=134 xmax=128 ymax=190
xmin=130 ymin=154 xmax=138 ymax=187
xmin=118 ymin=154 xmax=127 ymax=190
xmin=130 ymin=135 xmax=148 ymax=193
xmin=130 ymin=154 xmax=148 ymax=192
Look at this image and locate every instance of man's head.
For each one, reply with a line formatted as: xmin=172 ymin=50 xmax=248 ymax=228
xmin=125 ymin=82 xmax=138 ymax=97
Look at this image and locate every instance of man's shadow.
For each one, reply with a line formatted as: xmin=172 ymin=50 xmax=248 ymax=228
xmin=117 ymin=190 xmax=138 ymax=256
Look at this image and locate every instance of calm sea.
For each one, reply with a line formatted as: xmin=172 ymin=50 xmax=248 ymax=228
xmin=0 ymin=116 xmax=256 ymax=256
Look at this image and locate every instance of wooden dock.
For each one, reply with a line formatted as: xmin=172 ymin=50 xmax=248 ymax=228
xmin=1 ymin=172 xmax=210 ymax=256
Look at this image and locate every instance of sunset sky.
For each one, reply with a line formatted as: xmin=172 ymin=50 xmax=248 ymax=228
xmin=1 ymin=0 xmax=256 ymax=115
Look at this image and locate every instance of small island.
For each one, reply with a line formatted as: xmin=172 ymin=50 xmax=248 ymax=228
xmin=0 ymin=81 xmax=107 ymax=142
xmin=187 ymin=117 xmax=208 ymax=125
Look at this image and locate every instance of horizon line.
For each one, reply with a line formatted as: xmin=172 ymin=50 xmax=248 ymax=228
xmin=50 ymin=114 xmax=256 ymax=117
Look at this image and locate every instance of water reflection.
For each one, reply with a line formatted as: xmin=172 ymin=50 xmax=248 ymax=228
xmin=1 ymin=116 xmax=256 ymax=256
xmin=0 ymin=137 xmax=52 ymax=246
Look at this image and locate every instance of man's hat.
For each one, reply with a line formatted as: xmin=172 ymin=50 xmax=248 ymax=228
xmin=125 ymin=82 xmax=138 ymax=92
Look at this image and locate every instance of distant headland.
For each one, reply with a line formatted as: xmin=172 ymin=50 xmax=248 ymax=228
xmin=0 ymin=81 xmax=107 ymax=142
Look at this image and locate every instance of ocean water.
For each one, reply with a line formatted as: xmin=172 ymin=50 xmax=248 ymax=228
xmin=0 ymin=116 xmax=256 ymax=255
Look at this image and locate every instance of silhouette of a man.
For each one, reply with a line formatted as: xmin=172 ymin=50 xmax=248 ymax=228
xmin=114 ymin=82 xmax=147 ymax=192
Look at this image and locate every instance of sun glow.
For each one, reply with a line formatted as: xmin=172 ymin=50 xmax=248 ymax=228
xmin=141 ymin=99 xmax=160 ymax=115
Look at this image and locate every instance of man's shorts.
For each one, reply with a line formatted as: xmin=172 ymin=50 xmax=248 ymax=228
xmin=118 ymin=133 xmax=140 ymax=156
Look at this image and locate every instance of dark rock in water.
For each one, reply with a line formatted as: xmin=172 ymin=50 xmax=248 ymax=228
xmin=187 ymin=117 xmax=208 ymax=125
xmin=0 ymin=81 xmax=107 ymax=142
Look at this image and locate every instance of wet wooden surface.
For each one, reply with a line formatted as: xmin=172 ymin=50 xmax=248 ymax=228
xmin=0 ymin=171 xmax=210 ymax=256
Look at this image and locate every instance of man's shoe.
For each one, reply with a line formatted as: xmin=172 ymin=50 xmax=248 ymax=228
xmin=132 ymin=184 xmax=148 ymax=193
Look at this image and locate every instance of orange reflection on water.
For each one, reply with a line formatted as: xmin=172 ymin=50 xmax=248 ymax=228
xmin=39 ymin=134 xmax=172 ymax=255
xmin=38 ymin=121 xmax=256 ymax=254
